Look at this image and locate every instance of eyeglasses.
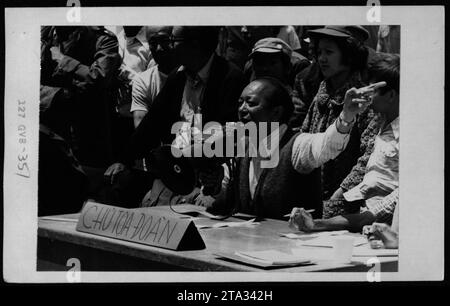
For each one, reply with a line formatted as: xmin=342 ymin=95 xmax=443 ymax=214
xmin=148 ymin=35 xmax=172 ymax=49
xmin=169 ymin=35 xmax=187 ymax=42
xmin=168 ymin=35 xmax=190 ymax=47
xmin=149 ymin=34 xmax=194 ymax=49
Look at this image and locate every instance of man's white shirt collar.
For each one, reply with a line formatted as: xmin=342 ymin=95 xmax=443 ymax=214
xmin=120 ymin=26 xmax=148 ymax=47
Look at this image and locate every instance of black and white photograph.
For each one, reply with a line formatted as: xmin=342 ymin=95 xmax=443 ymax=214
xmin=2 ymin=4 xmax=445 ymax=285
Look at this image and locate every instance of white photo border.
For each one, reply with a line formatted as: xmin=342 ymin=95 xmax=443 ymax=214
xmin=3 ymin=6 xmax=445 ymax=282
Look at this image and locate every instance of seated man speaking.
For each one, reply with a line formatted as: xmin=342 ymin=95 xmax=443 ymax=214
xmin=205 ymin=77 xmax=371 ymax=219
xmin=289 ymin=53 xmax=400 ymax=232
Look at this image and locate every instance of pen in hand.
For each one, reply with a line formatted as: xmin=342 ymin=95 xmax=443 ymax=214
xmin=283 ymin=209 xmax=315 ymax=218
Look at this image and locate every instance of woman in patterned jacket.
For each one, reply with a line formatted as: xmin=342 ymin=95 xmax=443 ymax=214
xmin=301 ymin=25 xmax=383 ymax=218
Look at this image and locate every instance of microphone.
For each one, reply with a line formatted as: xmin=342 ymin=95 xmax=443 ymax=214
xmin=148 ymin=123 xmax=243 ymax=196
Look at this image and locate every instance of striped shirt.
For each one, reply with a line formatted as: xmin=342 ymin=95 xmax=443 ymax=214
xmin=362 ymin=188 xmax=399 ymax=224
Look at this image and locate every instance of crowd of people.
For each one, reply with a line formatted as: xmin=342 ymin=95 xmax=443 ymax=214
xmin=39 ymin=25 xmax=400 ymax=248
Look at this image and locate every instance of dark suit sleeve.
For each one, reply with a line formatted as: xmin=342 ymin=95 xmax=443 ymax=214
xmin=54 ymin=33 xmax=121 ymax=92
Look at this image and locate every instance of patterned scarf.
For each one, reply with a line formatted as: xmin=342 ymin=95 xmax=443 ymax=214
xmin=316 ymin=72 xmax=365 ymax=114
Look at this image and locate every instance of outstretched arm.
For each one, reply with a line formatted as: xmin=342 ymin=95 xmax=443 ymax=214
xmin=289 ymin=207 xmax=376 ymax=233
xmin=290 ymin=189 xmax=399 ymax=233
xmin=52 ymin=31 xmax=121 ymax=92
xmin=292 ymin=86 xmax=375 ymax=174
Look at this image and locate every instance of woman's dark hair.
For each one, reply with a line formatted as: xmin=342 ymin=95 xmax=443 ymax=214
xmin=368 ymin=52 xmax=400 ymax=94
xmin=256 ymin=77 xmax=294 ymax=124
xmin=313 ymin=35 xmax=369 ymax=72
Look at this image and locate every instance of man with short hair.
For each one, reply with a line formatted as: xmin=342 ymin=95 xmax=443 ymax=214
xmin=129 ymin=26 xmax=177 ymax=128
xmin=249 ymin=37 xmax=294 ymax=85
xmin=130 ymin=26 xmax=247 ymax=154
xmin=246 ymin=37 xmax=311 ymax=130
xmin=103 ymin=26 xmax=247 ymax=208
xmin=206 ymin=77 xmax=371 ymax=219
xmin=247 ymin=37 xmax=310 ymax=85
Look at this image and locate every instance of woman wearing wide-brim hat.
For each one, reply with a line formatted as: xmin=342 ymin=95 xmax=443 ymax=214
xmin=300 ymin=25 xmax=384 ymax=218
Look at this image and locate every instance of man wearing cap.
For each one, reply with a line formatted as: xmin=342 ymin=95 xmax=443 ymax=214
xmin=248 ymin=37 xmax=294 ymax=85
xmin=245 ymin=37 xmax=311 ymax=130
xmin=129 ymin=26 xmax=247 ymax=162
xmin=247 ymin=37 xmax=309 ymax=85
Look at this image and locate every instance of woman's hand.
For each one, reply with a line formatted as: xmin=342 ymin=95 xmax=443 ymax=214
xmin=341 ymin=87 xmax=372 ymax=122
xmin=288 ymin=207 xmax=315 ymax=232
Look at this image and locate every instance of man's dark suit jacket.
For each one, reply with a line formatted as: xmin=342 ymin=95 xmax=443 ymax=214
xmin=122 ymin=53 xmax=248 ymax=163
xmin=40 ymin=26 xmax=121 ymax=167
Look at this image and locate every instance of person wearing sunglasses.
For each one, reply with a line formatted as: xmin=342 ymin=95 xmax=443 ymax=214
xmin=129 ymin=26 xmax=177 ymax=128
xmin=101 ymin=26 xmax=247 ymax=208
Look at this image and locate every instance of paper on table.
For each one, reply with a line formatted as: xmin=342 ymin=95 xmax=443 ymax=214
xmin=169 ymin=205 xmax=229 ymax=220
xmin=280 ymin=233 xmax=305 ymax=239
xmin=299 ymin=235 xmax=368 ymax=248
xmin=232 ymin=212 xmax=258 ymax=220
xmin=280 ymin=230 xmax=349 ymax=239
xmin=196 ymin=219 xmax=259 ymax=229
xmin=235 ymin=250 xmax=311 ymax=265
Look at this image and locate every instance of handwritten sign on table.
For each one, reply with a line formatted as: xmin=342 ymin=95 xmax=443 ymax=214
xmin=76 ymin=202 xmax=205 ymax=251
